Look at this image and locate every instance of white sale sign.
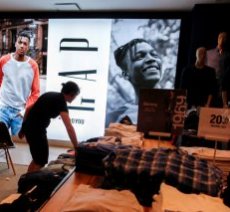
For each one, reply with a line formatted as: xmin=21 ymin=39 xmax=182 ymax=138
xmin=46 ymin=19 xmax=112 ymax=142
xmin=198 ymin=107 xmax=230 ymax=142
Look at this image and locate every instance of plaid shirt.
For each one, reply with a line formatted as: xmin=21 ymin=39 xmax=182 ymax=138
xmin=103 ymin=147 xmax=223 ymax=197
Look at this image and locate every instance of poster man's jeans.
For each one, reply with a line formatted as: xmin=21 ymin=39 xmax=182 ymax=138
xmin=0 ymin=105 xmax=23 ymax=136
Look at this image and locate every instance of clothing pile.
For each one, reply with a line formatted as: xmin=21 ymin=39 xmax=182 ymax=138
xmin=0 ymin=151 xmax=75 ymax=211
xmin=104 ymin=123 xmax=143 ymax=147
xmin=61 ymin=184 xmax=144 ymax=212
xmin=102 ymin=146 xmax=224 ymax=206
xmin=152 ymin=183 xmax=229 ymax=212
xmin=75 ymin=136 xmax=139 ymax=175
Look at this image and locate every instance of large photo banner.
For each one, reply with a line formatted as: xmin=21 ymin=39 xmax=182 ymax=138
xmin=106 ymin=19 xmax=181 ymax=126
xmin=47 ymin=19 xmax=111 ymax=141
xmin=0 ymin=18 xmax=181 ymax=143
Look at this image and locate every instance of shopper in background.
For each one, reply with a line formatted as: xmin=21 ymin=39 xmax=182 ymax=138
xmin=206 ymin=32 xmax=228 ymax=107
xmin=219 ymin=33 xmax=230 ymax=108
xmin=206 ymin=32 xmax=227 ymax=80
xmin=180 ymin=47 xmax=217 ymax=109
xmin=0 ymin=30 xmax=40 ymax=136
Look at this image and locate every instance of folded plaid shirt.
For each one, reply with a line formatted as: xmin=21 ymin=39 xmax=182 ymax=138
xmin=103 ymin=147 xmax=223 ymax=197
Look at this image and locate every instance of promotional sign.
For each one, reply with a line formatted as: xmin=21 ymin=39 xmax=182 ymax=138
xmin=46 ymin=19 xmax=111 ymax=142
xmin=198 ymin=107 xmax=230 ymax=142
xmin=137 ymin=89 xmax=186 ymax=136
xmin=105 ymin=19 xmax=181 ymax=127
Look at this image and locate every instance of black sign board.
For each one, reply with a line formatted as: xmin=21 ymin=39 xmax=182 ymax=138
xmin=137 ymin=89 xmax=187 ymax=136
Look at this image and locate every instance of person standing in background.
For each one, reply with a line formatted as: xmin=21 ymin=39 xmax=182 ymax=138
xmin=181 ymin=47 xmax=217 ymax=109
xmin=219 ymin=33 xmax=230 ymax=108
xmin=206 ymin=32 xmax=227 ymax=80
xmin=0 ymin=30 xmax=40 ymax=136
xmin=206 ymin=32 xmax=228 ymax=107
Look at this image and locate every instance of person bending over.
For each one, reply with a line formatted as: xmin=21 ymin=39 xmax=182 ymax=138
xmin=19 ymin=81 xmax=80 ymax=172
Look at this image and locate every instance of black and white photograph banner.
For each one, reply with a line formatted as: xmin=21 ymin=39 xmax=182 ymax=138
xmin=106 ymin=19 xmax=181 ymax=126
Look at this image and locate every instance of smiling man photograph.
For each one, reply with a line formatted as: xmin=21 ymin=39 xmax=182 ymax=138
xmin=104 ymin=19 xmax=181 ymax=126
xmin=110 ymin=38 xmax=162 ymax=124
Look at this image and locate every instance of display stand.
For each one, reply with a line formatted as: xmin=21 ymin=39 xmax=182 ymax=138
xmin=200 ymin=136 xmax=228 ymax=165
xmin=0 ymin=122 xmax=16 ymax=175
xmin=214 ymin=139 xmax=218 ymax=164
xmin=197 ymin=107 xmax=230 ymax=165
xmin=137 ymin=89 xmax=187 ymax=145
xmin=148 ymin=131 xmax=171 ymax=147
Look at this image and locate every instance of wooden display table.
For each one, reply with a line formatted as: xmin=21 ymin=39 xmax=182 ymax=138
xmin=40 ymin=171 xmax=104 ymax=212
xmin=40 ymin=138 xmax=174 ymax=212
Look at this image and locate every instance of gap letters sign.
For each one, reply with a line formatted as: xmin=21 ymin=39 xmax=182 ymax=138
xmin=46 ymin=19 xmax=111 ymax=141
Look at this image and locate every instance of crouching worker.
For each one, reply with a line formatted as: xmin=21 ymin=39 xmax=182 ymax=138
xmin=19 ymin=81 xmax=80 ymax=172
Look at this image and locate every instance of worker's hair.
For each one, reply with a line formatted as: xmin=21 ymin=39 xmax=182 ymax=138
xmin=61 ymin=81 xmax=80 ymax=96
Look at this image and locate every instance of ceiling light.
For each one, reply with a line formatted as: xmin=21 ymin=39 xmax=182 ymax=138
xmin=54 ymin=2 xmax=81 ymax=10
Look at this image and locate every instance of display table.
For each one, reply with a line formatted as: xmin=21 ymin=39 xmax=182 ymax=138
xmin=40 ymin=138 xmax=174 ymax=212
xmin=40 ymin=171 xmax=104 ymax=212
